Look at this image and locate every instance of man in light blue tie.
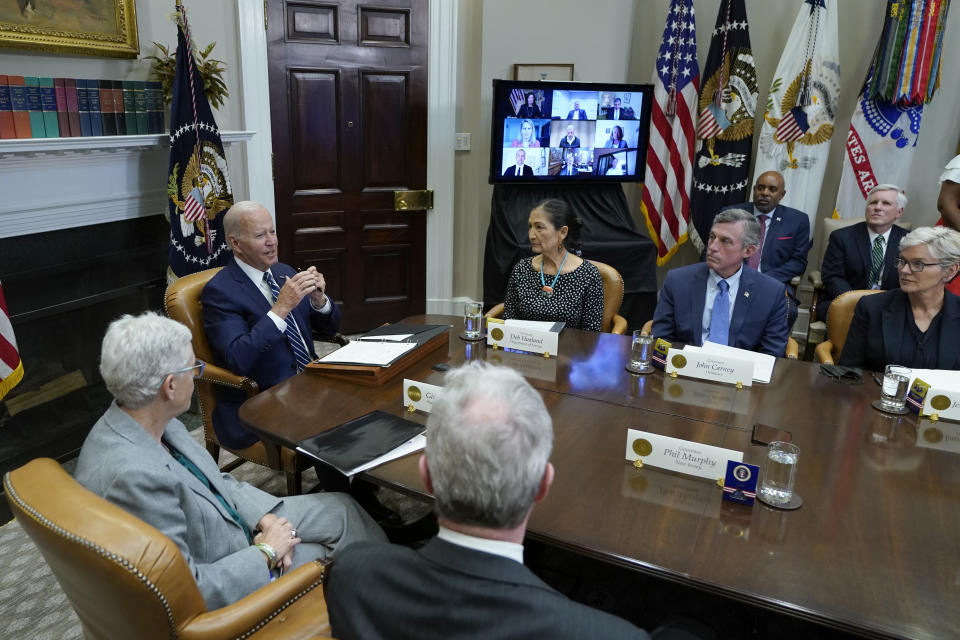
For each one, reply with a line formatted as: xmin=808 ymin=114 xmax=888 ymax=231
xmin=651 ymin=209 xmax=789 ymax=356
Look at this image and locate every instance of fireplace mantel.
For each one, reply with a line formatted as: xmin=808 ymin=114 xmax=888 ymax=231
xmin=0 ymin=131 xmax=255 ymax=239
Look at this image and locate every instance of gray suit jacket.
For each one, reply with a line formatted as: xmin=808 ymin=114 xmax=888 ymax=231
xmin=327 ymin=537 xmax=649 ymax=639
xmin=75 ymin=403 xmax=281 ymax=609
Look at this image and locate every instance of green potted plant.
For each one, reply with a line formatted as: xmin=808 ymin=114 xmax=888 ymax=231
xmin=145 ymin=40 xmax=229 ymax=110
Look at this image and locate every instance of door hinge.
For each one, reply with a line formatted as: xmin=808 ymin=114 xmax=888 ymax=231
xmin=271 ymin=152 xmax=275 ymax=182
xmin=263 ymin=0 xmax=268 ymax=30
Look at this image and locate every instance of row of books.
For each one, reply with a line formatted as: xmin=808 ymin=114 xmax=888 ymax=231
xmin=0 ymin=76 xmax=166 ymax=140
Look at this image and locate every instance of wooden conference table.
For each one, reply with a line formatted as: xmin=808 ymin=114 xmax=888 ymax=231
xmin=239 ymin=315 xmax=959 ymax=640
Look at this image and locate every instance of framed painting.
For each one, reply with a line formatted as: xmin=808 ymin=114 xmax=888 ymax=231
xmin=513 ymin=64 xmax=574 ymax=82
xmin=0 ymin=0 xmax=139 ymax=58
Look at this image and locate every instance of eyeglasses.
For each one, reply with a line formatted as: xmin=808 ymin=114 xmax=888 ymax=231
xmin=895 ymin=257 xmax=941 ymax=273
xmin=167 ymin=360 xmax=206 ymax=380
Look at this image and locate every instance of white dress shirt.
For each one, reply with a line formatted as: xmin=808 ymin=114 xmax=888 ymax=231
xmin=437 ymin=525 xmax=524 ymax=564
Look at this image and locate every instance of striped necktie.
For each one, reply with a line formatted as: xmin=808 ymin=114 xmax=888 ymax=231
xmin=868 ymin=235 xmax=885 ymax=287
xmin=263 ymin=271 xmax=312 ymax=372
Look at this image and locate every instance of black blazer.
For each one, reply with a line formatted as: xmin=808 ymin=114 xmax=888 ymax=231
xmin=517 ymin=104 xmax=541 ymax=118
xmin=503 ymin=164 xmax=533 ymax=177
xmin=838 ymin=288 xmax=960 ymax=371
xmin=819 ymin=222 xmax=907 ymax=320
xmin=326 ymin=538 xmax=649 ymax=640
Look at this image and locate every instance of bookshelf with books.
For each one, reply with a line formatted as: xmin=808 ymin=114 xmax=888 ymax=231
xmin=0 ymin=76 xmax=168 ymax=140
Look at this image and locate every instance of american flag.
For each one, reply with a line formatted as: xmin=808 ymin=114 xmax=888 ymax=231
xmin=774 ymin=105 xmax=810 ymax=142
xmin=509 ymin=88 xmax=525 ymax=115
xmin=182 ymin=185 xmax=206 ymax=222
xmin=641 ymin=0 xmax=700 ymax=265
xmin=0 ymin=282 xmax=23 ymax=402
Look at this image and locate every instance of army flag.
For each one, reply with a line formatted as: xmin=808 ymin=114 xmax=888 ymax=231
xmin=833 ymin=1 xmax=951 ymax=219
xmin=166 ymin=5 xmax=233 ymax=280
xmin=689 ymin=0 xmax=757 ymax=251
xmin=0 ymin=282 xmax=23 ymax=402
xmin=640 ymin=0 xmax=699 ymax=265
xmin=752 ymin=0 xmax=840 ymax=227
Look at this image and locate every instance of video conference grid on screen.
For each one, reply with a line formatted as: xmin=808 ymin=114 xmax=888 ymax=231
xmin=492 ymin=83 xmax=649 ymax=183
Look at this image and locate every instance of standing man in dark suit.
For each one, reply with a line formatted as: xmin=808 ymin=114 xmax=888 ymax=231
xmin=652 ymin=209 xmax=789 ymax=356
xmin=201 ymin=201 xmax=340 ymax=450
xmin=326 ymin=362 xmax=653 ymax=639
xmin=502 ymin=148 xmax=534 ymax=177
xmin=722 ymin=170 xmax=810 ymax=328
xmin=818 ymin=184 xmax=908 ymax=320
xmin=566 ymin=100 xmax=587 ymax=120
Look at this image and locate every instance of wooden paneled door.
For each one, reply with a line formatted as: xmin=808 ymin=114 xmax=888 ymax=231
xmin=267 ymin=0 xmax=428 ymax=332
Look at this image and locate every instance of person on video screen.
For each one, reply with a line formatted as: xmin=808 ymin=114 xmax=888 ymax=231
xmin=566 ymin=101 xmax=587 ymax=120
xmin=517 ymin=92 xmax=542 ymax=118
xmin=605 ymin=125 xmax=628 ymax=149
xmin=503 ymin=148 xmax=534 ymax=177
xmin=603 ymin=97 xmax=635 ymax=120
xmin=511 ymin=120 xmax=541 ymax=148
xmin=605 ymin=156 xmax=624 ymax=175
xmin=560 ymin=151 xmax=578 ymax=176
xmin=559 ymin=125 xmax=580 ymax=148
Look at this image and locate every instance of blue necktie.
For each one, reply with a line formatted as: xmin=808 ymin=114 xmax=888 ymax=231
xmin=263 ymin=271 xmax=312 ymax=372
xmin=708 ymin=279 xmax=730 ymax=345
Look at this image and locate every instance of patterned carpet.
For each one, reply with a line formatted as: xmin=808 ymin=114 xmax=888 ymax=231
xmin=0 ymin=420 xmax=430 ymax=640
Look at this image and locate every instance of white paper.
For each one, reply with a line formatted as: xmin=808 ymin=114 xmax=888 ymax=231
xmin=347 ymin=434 xmax=426 ymax=476
xmin=909 ymin=369 xmax=960 ymax=391
xmin=317 ymin=341 xmax=416 ymax=366
xmin=357 ymin=334 xmax=413 ymax=342
xmin=699 ymin=341 xmax=775 ymax=383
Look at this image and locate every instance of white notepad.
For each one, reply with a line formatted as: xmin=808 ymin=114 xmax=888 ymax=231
xmin=317 ymin=341 xmax=416 ymax=366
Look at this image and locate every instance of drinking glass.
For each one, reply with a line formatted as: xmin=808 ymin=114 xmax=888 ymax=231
xmin=879 ymin=365 xmax=912 ymax=412
xmin=463 ymin=301 xmax=483 ymax=339
xmin=758 ymin=441 xmax=799 ymax=506
xmin=627 ymin=331 xmax=654 ymax=374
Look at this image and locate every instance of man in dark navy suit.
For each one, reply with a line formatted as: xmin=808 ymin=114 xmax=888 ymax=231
xmin=327 ymin=363 xmax=658 ymax=639
xmin=722 ymin=171 xmax=810 ymax=328
xmin=502 ymin=148 xmax=534 ymax=177
xmin=566 ymin=100 xmax=588 ymax=120
xmin=818 ymin=184 xmax=908 ymax=321
xmin=652 ymin=209 xmax=789 ymax=357
xmin=201 ymin=201 xmax=340 ymax=450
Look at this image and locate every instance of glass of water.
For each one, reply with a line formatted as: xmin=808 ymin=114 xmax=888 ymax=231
xmin=759 ymin=441 xmax=800 ymax=506
xmin=463 ymin=301 xmax=483 ymax=340
xmin=627 ymin=331 xmax=654 ymax=374
xmin=879 ymin=365 xmax=912 ymax=412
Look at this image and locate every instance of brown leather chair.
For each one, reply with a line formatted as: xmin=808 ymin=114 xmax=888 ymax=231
xmin=486 ymin=260 xmax=628 ymax=334
xmin=640 ymin=319 xmax=798 ymax=359
xmin=814 ymin=288 xmax=884 ymax=365
xmin=165 ymin=267 xmax=310 ymax=495
xmin=4 ymin=458 xmax=332 ymax=640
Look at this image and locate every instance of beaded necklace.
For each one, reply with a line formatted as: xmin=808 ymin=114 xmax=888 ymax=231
xmin=539 ymin=251 xmax=568 ymax=297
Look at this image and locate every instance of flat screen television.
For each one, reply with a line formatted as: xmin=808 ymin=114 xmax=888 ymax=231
xmin=489 ymin=79 xmax=653 ymax=184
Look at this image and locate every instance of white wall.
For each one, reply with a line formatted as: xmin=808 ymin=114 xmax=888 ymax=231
xmin=453 ymin=0 xmax=637 ymax=299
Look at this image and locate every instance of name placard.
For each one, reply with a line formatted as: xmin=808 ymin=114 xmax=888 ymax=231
xmin=920 ymin=388 xmax=960 ymax=422
xmin=402 ymin=379 xmax=443 ymax=413
xmin=664 ymin=348 xmax=754 ymax=387
xmin=916 ymin=422 xmax=960 ymax=453
xmin=486 ymin=320 xmax=559 ymax=357
xmin=625 ymin=428 xmax=743 ymax=481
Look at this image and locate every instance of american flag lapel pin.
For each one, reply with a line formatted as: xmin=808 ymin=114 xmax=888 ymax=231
xmin=744 ymin=292 xmax=750 ymax=298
